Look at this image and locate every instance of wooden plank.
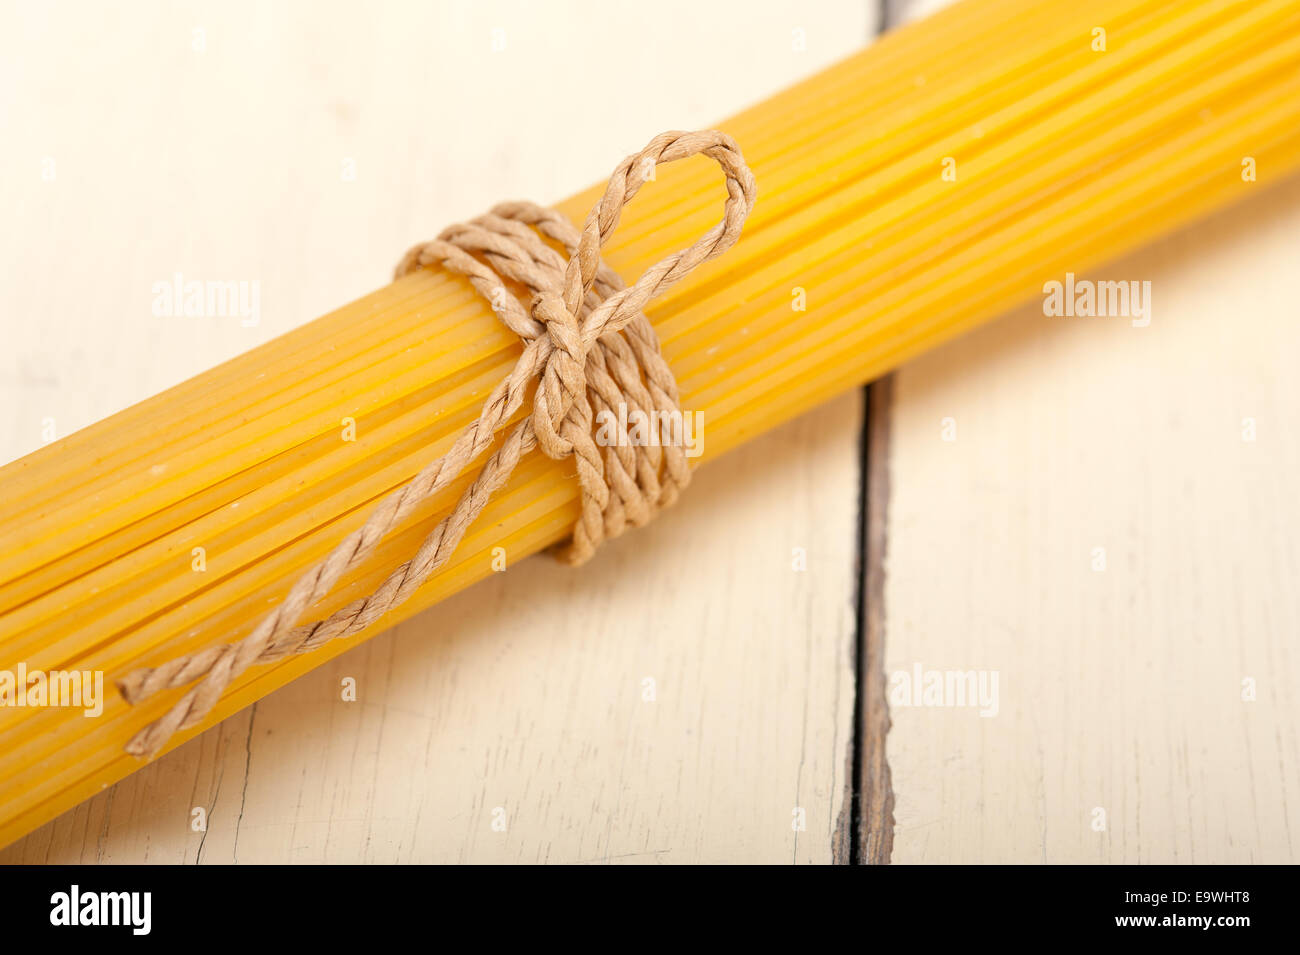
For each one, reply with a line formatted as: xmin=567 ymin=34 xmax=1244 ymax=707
xmin=881 ymin=164 xmax=1300 ymax=863
xmin=0 ymin=0 xmax=871 ymax=863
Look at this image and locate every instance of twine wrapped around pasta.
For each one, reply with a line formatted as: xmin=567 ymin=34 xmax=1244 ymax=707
xmin=117 ymin=129 xmax=756 ymax=759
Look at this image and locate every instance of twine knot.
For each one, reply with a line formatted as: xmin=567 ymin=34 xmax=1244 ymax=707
xmin=117 ymin=129 xmax=756 ymax=758
xmin=528 ymin=290 xmax=588 ymax=462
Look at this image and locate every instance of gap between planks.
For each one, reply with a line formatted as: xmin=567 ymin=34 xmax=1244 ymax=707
xmin=832 ymin=0 xmax=918 ymax=864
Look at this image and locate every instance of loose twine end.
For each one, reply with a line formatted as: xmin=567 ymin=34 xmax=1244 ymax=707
xmin=119 ymin=130 xmax=756 ymax=760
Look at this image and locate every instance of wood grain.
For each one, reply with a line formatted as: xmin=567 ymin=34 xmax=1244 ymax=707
xmin=0 ymin=0 xmax=872 ymax=864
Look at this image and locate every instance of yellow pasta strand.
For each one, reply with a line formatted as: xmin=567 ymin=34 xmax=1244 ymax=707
xmin=2 ymin=0 xmax=1299 ymax=846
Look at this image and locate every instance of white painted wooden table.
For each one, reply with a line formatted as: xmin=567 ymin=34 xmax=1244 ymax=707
xmin=2 ymin=0 xmax=1296 ymax=864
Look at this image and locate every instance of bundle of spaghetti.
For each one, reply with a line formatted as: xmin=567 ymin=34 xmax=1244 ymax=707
xmin=2 ymin=0 xmax=1299 ymax=847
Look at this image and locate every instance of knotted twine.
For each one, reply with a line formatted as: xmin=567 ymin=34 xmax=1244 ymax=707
xmin=117 ymin=130 xmax=756 ymax=758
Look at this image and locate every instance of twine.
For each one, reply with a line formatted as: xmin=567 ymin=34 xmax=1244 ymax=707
xmin=117 ymin=130 xmax=756 ymax=759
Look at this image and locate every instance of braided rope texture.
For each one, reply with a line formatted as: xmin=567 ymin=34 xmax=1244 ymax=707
xmin=117 ymin=129 xmax=756 ymax=758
